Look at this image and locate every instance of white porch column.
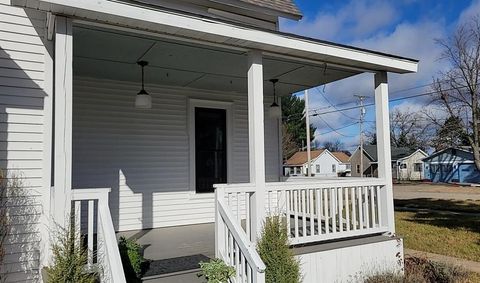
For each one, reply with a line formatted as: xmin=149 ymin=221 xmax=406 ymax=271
xmin=53 ymin=16 xmax=73 ymax=228
xmin=247 ymin=50 xmax=266 ymax=242
xmin=374 ymin=71 xmax=395 ymax=234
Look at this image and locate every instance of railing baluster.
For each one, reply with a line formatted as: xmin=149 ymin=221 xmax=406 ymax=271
xmin=87 ymin=200 xmax=94 ymax=267
xmin=338 ymin=187 xmax=343 ymax=233
xmin=351 ymin=187 xmax=357 ymax=230
xmin=235 ymin=241 xmax=240 ymax=282
xmin=330 ymin=188 xmax=336 ymax=233
xmin=74 ymin=200 xmax=81 ymax=246
xmin=363 ymin=186 xmax=370 ymax=228
xmin=358 ymin=187 xmax=364 ymax=229
xmin=301 ymin=190 xmax=307 ymax=237
xmin=370 ymin=186 xmax=376 ymax=228
xmin=309 ymin=189 xmax=314 ymax=236
xmin=323 ymin=189 xmax=329 ymax=234
xmin=376 ymin=185 xmax=382 ymax=227
xmin=286 ymin=190 xmax=290 ymax=238
xmin=237 ymin=193 xmax=241 ymax=223
xmin=345 ymin=187 xmax=350 ymax=231
xmin=316 ymin=189 xmax=321 ymax=236
xmin=246 ymin=193 xmax=250 ymax=239
xmin=294 ymin=190 xmax=299 ymax=238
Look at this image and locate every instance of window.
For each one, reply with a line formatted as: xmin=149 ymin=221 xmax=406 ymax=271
xmin=296 ymin=167 xmax=301 ymax=175
xmin=414 ymin=163 xmax=422 ymax=172
xmin=316 ymin=165 xmax=320 ymax=173
xmin=356 ymin=164 xmax=360 ymax=173
xmin=290 ymin=167 xmax=295 ymax=174
xmin=332 ymin=164 xmax=336 ymax=172
xmin=400 ymin=163 xmax=407 ymax=169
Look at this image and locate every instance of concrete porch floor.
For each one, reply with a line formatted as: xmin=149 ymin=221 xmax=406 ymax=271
xmin=117 ymin=223 xmax=215 ymax=261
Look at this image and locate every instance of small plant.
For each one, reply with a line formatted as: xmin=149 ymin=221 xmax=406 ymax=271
xmin=197 ymin=258 xmax=235 ymax=283
xmin=46 ymin=217 xmax=97 ymax=283
xmin=118 ymin=236 xmax=146 ymax=281
xmin=257 ymin=215 xmax=301 ymax=283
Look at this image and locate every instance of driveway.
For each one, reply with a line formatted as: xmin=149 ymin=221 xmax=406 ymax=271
xmin=393 ymin=183 xmax=480 ymax=201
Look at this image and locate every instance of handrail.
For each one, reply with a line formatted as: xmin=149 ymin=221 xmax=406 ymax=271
xmin=266 ymin=178 xmax=387 ymax=190
xmin=214 ymin=183 xmax=257 ymax=194
xmin=98 ymin=201 xmax=127 ymax=283
xmin=217 ymin=199 xmax=266 ymax=273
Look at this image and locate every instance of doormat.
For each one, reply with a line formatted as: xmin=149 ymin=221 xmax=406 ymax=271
xmin=142 ymin=254 xmax=210 ymax=278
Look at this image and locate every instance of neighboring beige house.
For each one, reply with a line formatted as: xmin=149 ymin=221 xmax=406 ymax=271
xmin=350 ymin=145 xmax=424 ymax=180
xmin=396 ymin=149 xmax=428 ymax=181
xmin=332 ymin=151 xmax=351 ymax=176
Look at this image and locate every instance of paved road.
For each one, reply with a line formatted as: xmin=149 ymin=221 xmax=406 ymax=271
xmin=393 ymin=183 xmax=480 ymax=201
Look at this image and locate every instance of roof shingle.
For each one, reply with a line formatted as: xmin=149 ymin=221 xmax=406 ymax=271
xmin=331 ymin=152 xmax=350 ymax=163
xmin=285 ymin=150 xmax=325 ymax=166
xmin=237 ymin=0 xmax=302 ymax=19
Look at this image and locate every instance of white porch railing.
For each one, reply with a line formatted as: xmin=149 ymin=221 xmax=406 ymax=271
xmin=215 ymin=188 xmax=266 ymax=283
xmin=265 ymin=179 xmax=389 ymax=245
xmin=215 ymin=178 xmax=390 ymax=248
xmin=71 ymin=188 xmax=126 ymax=283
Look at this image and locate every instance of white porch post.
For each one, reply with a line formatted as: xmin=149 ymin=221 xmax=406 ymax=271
xmin=53 ymin=16 xmax=73 ymax=228
xmin=374 ymin=71 xmax=395 ymax=234
xmin=247 ymin=50 xmax=266 ymax=242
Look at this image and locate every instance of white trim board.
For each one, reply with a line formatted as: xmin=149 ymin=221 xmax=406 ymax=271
xmin=188 ymin=98 xmax=233 ymax=197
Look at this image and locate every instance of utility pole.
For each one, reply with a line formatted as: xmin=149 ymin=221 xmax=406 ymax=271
xmin=305 ymin=89 xmax=312 ymax=177
xmin=355 ymin=95 xmax=367 ymax=178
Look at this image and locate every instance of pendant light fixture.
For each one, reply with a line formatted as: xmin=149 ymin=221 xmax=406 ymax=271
xmin=269 ymin=78 xmax=281 ymax=119
xmin=135 ymin=60 xmax=152 ymax=109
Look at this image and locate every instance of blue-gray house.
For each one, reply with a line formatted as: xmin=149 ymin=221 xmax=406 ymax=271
xmin=423 ymin=147 xmax=480 ymax=184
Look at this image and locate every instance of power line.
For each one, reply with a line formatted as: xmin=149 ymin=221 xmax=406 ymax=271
xmin=310 ymin=84 xmax=478 ymax=117
xmin=315 ymin=115 xmax=357 ymax=138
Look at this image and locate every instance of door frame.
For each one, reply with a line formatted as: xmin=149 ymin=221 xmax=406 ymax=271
xmin=188 ymin=98 xmax=233 ymax=196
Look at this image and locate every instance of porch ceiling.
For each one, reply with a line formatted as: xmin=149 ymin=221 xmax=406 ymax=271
xmin=73 ymin=26 xmax=360 ymax=94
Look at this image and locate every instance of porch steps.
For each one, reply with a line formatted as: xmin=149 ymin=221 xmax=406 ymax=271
xmin=141 ymin=254 xmax=209 ymax=283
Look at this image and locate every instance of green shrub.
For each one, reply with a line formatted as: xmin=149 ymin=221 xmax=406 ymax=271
xmin=197 ymin=258 xmax=235 ymax=283
xmin=46 ymin=217 xmax=97 ymax=283
xmin=257 ymin=215 xmax=301 ymax=283
xmin=118 ymin=236 xmax=146 ymax=280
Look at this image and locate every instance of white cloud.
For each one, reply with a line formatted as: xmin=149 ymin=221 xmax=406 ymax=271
xmin=281 ymin=0 xmax=398 ymax=41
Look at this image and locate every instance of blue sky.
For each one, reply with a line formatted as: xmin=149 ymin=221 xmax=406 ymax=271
xmin=279 ymin=0 xmax=480 ymax=152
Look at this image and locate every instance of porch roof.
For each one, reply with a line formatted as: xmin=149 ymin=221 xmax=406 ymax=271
xmin=17 ymin=0 xmax=418 ymax=74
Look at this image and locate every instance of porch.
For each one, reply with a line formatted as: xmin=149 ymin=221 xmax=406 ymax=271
xmin=26 ymin=0 xmax=419 ymax=281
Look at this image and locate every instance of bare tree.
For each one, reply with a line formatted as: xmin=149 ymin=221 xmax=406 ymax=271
xmin=389 ymin=108 xmax=432 ymax=151
xmin=366 ymin=107 xmax=432 ymax=150
xmin=322 ymin=140 xmax=345 ymax=152
xmin=432 ymin=16 xmax=480 ymax=169
xmin=282 ymin=124 xmax=298 ymax=160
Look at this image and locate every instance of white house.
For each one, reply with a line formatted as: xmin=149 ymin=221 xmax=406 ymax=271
xmin=396 ymin=149 xmax=428 ymax=181
xmin=0 ymin=0 xmax=418 ymax=282
xmin=284 ymin=149 xmax=351 ymax=177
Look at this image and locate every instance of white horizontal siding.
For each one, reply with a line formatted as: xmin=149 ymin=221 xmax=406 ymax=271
xmin=0 ymin=0 xmax=48 ymax=281
xmin=73 ymin=77 xmax=280 ymax=231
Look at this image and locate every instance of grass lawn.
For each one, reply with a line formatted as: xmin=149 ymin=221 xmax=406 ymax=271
xmin=395 ymin=210 xmax=480 ymax=262
xmin=395 ymin=198 xmax=480 ymax=213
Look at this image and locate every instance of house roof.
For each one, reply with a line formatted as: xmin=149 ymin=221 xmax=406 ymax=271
xmin=422 ymin=147 xmax=473 ymax=161
xmin=285 ymin=149 xmax=325 ymax=166
xmin=359 ymin=145 xmax=416 ymax=161
xmin=331 ymin=152 xmax=350 ymax=163
xmin=235 ymin=0 xmax=302 ymax=19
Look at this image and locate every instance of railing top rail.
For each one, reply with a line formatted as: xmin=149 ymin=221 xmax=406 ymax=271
xmin=266 ymin=178 xmax=387 ymax=190
xmin=214 ymin=183 xmax=257 ymax=194
xmin=218 ymin=199 xmax=266 ymax=273
xmin=72 ymin=188 xmax=111 ymax=201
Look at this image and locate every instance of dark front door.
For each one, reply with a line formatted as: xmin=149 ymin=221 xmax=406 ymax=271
xmin=195 ymin=107 xmax=227 ymax=193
